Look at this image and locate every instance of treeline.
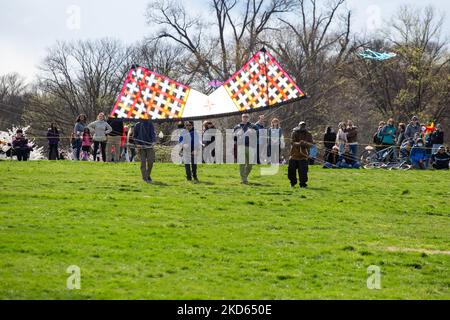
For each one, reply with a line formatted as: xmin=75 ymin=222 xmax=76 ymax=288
xmin=0 ymin=0 xmax=449 ymax=147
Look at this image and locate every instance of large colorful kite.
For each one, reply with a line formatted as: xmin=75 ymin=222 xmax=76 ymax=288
xmin=110 ymin=49 xmax=306 ymax=122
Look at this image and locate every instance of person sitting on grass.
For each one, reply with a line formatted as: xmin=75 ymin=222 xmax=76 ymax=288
xmin=12 ymin=129 xmax=32 ymax=161
xmin=430 ymin=146 xmax=450 ymax=170
xmin=410 ymin=139 xmax=428 ymax=170
xmin=336 ymin=144 xmax=360 ymax=169
xmin=399 ymin=140 xmax=412 ymax=162
xmin=323 ymin=145 xmax=339 ymax=169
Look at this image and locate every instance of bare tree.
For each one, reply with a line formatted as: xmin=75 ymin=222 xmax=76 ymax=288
xmin=24 ymin=39 xmax=132 ymax=132
xmin=130 ymin=40 xmax=195 ymax=85
xmin=146 ymin=0 xmax=294 ymax=85
xmin=261 ymin=0 xmax=354 ymax=132
xmin=0 ymin=73 xmax=28 ymax=130
xmin=350 ymin=5 xmax=449 ymax=125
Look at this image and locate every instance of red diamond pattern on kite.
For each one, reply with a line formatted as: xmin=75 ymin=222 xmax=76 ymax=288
xmin=224 ymin=51 xmax=304 ymax=111
xmin=111 ymin=67 xmax=190 ymax=120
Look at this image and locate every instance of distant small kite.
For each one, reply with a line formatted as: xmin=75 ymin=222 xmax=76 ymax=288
xmin=358 ymin=49 xmax=397 ymax=61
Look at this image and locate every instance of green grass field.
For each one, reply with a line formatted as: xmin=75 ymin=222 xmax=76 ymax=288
xmin=0 ymin=161 xmax=449 ymax=299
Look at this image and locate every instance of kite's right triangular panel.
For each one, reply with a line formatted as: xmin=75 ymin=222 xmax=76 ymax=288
xmin=223 ymin=51 xmax=305 ymax=111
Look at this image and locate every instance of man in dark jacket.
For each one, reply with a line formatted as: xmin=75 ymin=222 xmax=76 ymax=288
xmin=107 ymin=118 xmax=124 ymax=162
xmin=289 ymin=121 xmax=314 ymax=188
xmin=431 ymin=146 xmax=449 ymax=170
xmin=133 ymin=119 xmax=156 ymax=183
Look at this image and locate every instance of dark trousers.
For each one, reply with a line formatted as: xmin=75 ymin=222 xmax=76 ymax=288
xmin=16 ymin=149 xmax=29 ymax=161
xmin=185 ymin=155 xmax=197 ymax=180
xmin=139 ymin=148 xmax=155 ymax=180
xmin=129 ymin=147 xmax=136 ymax=162
xmin=288 ymin=159 xmax=309 ymax=186
xmin=93 ymin=141 xmax=107 ymax=162
xmin=48 ymin=144 xmax=59 ymax=160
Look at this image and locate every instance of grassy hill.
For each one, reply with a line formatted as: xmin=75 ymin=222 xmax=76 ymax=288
xmin=0 ymin=161 xmax=449 ymax=299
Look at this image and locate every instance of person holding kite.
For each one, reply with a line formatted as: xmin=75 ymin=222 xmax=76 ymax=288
xmin=133 ymin=119 xmax=157 ymax=183
xmin=179 ymin=121 xmax=202 ymax=183
xmin=288 ymin=121 xmax=314 ymax=188
xmin=234 ymin=114 xmax=258 ymax=184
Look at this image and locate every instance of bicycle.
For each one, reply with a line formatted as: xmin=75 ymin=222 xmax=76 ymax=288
xmin=360 ymin=145 xmax=412 ymax=170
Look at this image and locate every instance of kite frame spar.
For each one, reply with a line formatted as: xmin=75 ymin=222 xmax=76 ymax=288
xmin=110 ymin=49 xmax=307 ymax=123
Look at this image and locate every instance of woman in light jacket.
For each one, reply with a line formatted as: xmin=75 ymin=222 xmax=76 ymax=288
xmin=335 ymin=122 xmax=347 ymax=155
xmin=87 ymin=112 xmax=112 ymax=162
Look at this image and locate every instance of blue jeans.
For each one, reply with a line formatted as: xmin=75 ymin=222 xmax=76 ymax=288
xmin=73 ymin=139 xmax=82 ymax=160
xmin=338 ymin=143 xmax=345 ymax=155
xmin=349 ymin=144 xmax=358 ymax=157
xmin=337 ymin=161 xmax=360 ymax=169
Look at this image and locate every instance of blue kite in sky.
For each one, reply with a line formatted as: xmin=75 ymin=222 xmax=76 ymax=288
xmin=357 ymin=49 xmax=397 ymax=61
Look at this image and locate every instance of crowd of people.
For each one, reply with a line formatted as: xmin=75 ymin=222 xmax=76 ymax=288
xmin=321 ymin=116 xmax=448 ymax=170
xmin=7 ymin=112 xmax=449 ymax=187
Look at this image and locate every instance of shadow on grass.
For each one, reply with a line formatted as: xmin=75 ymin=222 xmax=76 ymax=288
xmin=247 ymin=182 xmax=273 ymax=187
xmin=148 ymin=181 xmax=170 ymax=187
xmin=304 ymin=186 xmax=330 ymax=191
xmin=199 ymin=181 xmax=215 ymax=185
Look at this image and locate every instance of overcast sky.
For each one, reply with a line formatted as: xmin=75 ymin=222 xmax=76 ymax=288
xmin=1 ymin=0 xmax=449 ymax=82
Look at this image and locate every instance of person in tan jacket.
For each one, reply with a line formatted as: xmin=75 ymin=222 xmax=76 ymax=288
xmin=289 ymin=121 xmax=314 ymax=188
